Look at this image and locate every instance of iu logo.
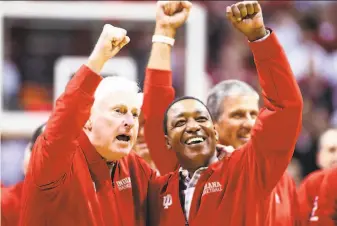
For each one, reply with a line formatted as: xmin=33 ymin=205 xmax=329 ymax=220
xmin=309 ymin=196 xmax=319 ymax=221
xmin=163 ymin=194 xmax=173 ymax=209
xmin=275 ymin=193 xmax=281 ymax=204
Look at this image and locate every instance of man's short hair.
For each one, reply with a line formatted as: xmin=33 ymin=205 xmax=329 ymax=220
xmin=206 ymin=80 xmax=259 ymax=122
xmin=163 ymin=96 xmax=213 ymax=135
xmin=29 ymin=123 xmax=46 ymax=152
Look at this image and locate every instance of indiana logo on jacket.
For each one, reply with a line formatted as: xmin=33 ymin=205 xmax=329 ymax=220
xmin=163 ymin=194 xmax=173 ymax=209
xmin=116 ymin=177 xmax=132 ymax=191
xmin=275 ymin=193 xmax=281 ymax=204
xmin=309 ymin=196 xmax=319 ymax=222
xmin=202 ymin=181 xmax=222 ymax=196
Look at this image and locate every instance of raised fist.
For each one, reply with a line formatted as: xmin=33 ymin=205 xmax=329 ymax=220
xmin=226 ymin=1 xmax=267 ymax=41
xmin=88 ymin=24 xmax=130 ymax=73
xmin=156 ymin=1 xmax=192 ymax=33
xmin=93 ymin=24 xmax=129 ymax=60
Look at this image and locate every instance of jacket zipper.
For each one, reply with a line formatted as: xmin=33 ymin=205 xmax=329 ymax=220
xmin=110 ymin=162 xmax=117 ymax=189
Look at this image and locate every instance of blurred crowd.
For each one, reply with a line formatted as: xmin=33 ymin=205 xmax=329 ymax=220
xmin=2 ymin=1 xmax=337 ymax=186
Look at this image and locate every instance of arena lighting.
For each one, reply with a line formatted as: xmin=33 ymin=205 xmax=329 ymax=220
xmin=0 ymin=1 xmax=208 ymax=136
xmin=54 ymin=56 xmax=137 ymax=103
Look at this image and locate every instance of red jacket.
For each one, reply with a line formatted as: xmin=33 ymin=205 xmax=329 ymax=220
xmin=143 ymin=31 xmax=303 ymax=226
xmin=309 ymin=167 xmax=337 ymax=226
xmin=1 ymin=182 xmax=24 ymax=226
xmin=259 ymin=172 xmax=300 ymax=226
xmin=19 ymin=66 xmax=156 ymax=226
xmin=298 ymin=170 xmax=326 ymax=225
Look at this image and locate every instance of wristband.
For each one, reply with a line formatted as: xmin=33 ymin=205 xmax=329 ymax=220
xmin=152 ymin=35 xmax=175 ymax=46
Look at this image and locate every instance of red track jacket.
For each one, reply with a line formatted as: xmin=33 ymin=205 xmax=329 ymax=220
xmin=19 ymin=66 xmax=156 ymax=226
xmin=258 ymin=172 xmax=300 ymax=226
xmin=143 ymin=31 xmax=303 ymax=226
xmin=309 ymin=167 xmax=337 ymax=226
xmin=1 ymin=182 xmax=23 ymax=226
xmin=298 ymin=170 xmax=326 ymax=225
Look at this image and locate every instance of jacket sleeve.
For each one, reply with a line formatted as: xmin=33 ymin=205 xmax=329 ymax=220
xmin=142 ymin=68 xmax=178 ymax=175
xmin=30 ymin=65 xmax=102 ymax=187
xmin=242 ymin=30 xmax=303 ymax=195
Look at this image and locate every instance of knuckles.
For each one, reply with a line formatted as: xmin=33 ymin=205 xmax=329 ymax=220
xmin=102 ymin=24 xmax=127 ymax=41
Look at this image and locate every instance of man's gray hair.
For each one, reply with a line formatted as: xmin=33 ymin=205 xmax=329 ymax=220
xmin=206 ymin=80 xmax=259 ymax=122
xmin=94 ymin=76 xmax=143 ymax=110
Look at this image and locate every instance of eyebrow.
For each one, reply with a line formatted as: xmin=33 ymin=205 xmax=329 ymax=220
xmin=229 ymin=108 xmax=258 ymax=113
xmin=111 ymin=105 xmax=139 ymax=111
xmin=173 ymin=110 xmax=205 ymax=119
xmin=111 ymin=104 xmax=124 ymax=108
xmin=131 ymin=108 xmax=139 ymax=113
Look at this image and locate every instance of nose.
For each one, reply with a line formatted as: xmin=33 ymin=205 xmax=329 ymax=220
xmin=186 ymin=119 xmax=201 ymax=134
xmin=139 ymin=125 xmax=144 ymax=136
xmin=123 ymin=113 xmax=135 ymax=129
xmin=242 ymin=113 xmax=255 ymax=129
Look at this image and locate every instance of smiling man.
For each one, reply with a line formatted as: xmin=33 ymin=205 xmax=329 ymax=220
xmin=163 ymin=96 xmax=219 ymax=175
xmin=207 ymin=80 xmax=259 ymax=147
xmin=143 ymin=1 xmax=303 ymax=225
xmin=207 ymin=81 xmax=300 ymax=226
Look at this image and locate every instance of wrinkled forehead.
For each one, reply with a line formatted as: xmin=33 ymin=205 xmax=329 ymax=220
xmin=222 ymin=95 xmax=259 ymax=112
xmin=168 ymin=99 xmax=210 ymax=120
xmin=95 ymin=91 xmax=142 ymax=111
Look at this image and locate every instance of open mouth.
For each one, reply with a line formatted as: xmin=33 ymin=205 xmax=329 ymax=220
xmin=185 ymin=136 xmax=206 ymax=145
xmin=116 ymin=134 xmax=131 ymax=142
xmin=238 ymin=136 xmax=250 ymax=142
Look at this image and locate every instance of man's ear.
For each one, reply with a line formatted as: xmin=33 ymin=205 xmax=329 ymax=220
xmin=165 ymin=135 xmax=172 ymax=150
xmin=214 ymin=125 xmax=219 ymax=142
xmin=84 ymin=119 xmax=93 ymax=132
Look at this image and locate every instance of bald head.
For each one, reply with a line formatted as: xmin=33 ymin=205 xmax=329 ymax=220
xmin=93 ymin=76 xmax=143 ymax=111
xmin=317 ymin=128 xmax=337 ymax=169
xmin=319 ymin=129 xmax=337 ymax=148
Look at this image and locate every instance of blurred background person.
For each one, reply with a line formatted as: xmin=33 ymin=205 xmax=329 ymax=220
xmin=1 ymin=123 xmax=45 ymax=226
xmin=298 ymin=128 xmax=337 ymax=225
xmin=133 ymin=112 xmax=158 ymax=171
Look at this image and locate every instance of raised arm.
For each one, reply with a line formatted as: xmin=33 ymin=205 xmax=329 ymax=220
xmin=30 ymin=25 xmax=130 ymax=186
xmin=142 ymin=1 xmax=191 ymax=175
xmin=248 ymin=30 xmax=303 ymax=192
xmin=226 ymin=1 xmax=303 ymax=194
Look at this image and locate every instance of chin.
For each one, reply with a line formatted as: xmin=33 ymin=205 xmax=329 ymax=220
xmin=188 ymin=148 xmax=213 ymax=160
xmin=116 ymin=148 xmax=132 ymax=159
xmin=104 ymin=146 xmax=132 ymax=161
